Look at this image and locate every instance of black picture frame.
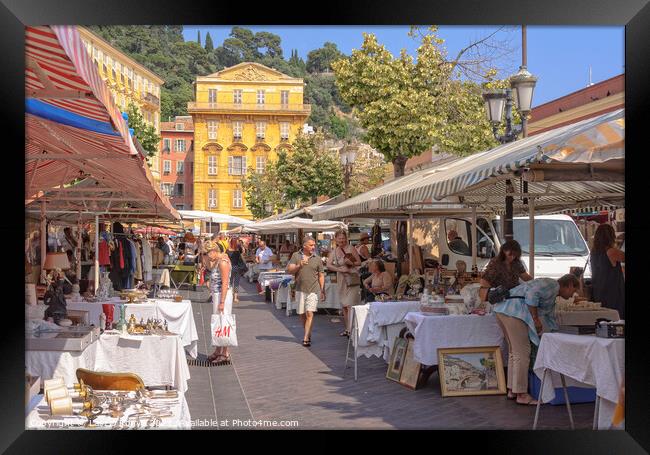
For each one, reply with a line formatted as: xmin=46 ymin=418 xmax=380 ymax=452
xmin=4 ymin=0 xmax=649 ymax=451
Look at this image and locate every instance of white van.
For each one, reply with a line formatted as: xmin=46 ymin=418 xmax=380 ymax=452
xmin=427 ymin=214 xmax=590 ymax=280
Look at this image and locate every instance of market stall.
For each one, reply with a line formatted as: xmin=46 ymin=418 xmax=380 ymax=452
xmin=24 ymin=25 xmax=191 ymax=429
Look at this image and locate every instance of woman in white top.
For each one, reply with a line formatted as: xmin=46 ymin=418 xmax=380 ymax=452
xmin=327 ymin=230 xmax=362 ymax=337
xmin=202 ymin=241 xmax=233 ymax=364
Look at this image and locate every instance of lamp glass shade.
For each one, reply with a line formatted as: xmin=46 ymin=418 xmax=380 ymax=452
xmin=43 ymin=252 xmax=71 ymax=271
xmin=510 ymin=67 xmax=538 ymax=113
xmin=339 ymin=150 xmax=349 ymax=165
xmin=482 ymin=90 xmax=506 ymax=124
xmin=347 ymin=148 xmax=357 ymax=164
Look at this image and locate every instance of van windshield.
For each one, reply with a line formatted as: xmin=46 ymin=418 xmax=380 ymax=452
xmin=512 ymin=219 xmax=588 ymax=256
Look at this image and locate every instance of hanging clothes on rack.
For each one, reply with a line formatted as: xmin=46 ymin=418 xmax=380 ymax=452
xmin=133 ymin=238 xmax=143 ymax=282
xmin=142 ymin=237 xmax=153 ymax=282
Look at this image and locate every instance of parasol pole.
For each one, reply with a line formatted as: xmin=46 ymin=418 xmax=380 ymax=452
xmin=94 ymin=215 xmax=99 ymax=295
xmin=76 ymin=211 xmax=82 ymax=280
xmin=40 ymin=199 xmax=47 ymax=284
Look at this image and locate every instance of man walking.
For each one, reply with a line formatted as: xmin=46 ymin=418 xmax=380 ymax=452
xmin=255 ymin=240 xmax=274 ymax=298
xmin=287 ymin=236 xmax=326 ymax=347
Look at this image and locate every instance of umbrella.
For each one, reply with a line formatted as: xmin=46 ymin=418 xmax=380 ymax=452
xmin=134 ymin=227 xmax=178 ymax=236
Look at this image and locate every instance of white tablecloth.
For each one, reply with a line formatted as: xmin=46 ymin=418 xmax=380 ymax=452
xmin=404 ymin=312 xmax=507 ymax=366
xmin=26 ymin=392 xmax=191 ymax=430
xmin=26 ymin=332 xmax=191 ymax=394
xmin=351 ymin=304 xmax=384 ymax=359
xmin=533 ymin=332 xmax=624 ymax=429
xmin=361 ymin=301 xmax=422 ymax=362
xmin=66 ymin=299 xmax=199 ymax=359
xmin=555 ymin=309 xmax=620 ymax=327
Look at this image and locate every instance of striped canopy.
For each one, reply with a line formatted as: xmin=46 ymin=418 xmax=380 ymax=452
xmin=178 ymin=210 xmax=253 ymax=226
xmin=315 ymin=109 xmax=624 ymax=220
xmin=241 ymin=217 xmax=347 ymax=234
xmin=25 ymin=26 xmax=177 ymax=220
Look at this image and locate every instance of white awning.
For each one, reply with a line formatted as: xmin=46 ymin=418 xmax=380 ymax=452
xmin=241 ymin=217 xmax=347 ymax=234
xmin=178 ymin=210 xmax=252 ymax=226
xmin=381 ymin=109 xmax=624 ymax=211
xmin=316 ymin=109 xmax=624 ymax=219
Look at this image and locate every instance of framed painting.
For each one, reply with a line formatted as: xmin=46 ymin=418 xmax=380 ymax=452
xmin=438 ymin=346 xmax=506 ymax=397
xmin=386 ymin=337 xmax=408 ymax=382
xmin=398 ymin=339 xmax=421 ymax=390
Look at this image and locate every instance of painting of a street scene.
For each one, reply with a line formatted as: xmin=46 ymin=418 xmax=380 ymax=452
xmin=438 ymin=347 xmax=506 ymax=397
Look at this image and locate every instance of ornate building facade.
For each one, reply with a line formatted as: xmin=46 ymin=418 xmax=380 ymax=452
xmin=188 ymin=62 xmax=311 ymax=220
xmin=159 ymin=116 xmax=194 ymax=210
xmin=77 ymin=26 xmax=165 ymax=182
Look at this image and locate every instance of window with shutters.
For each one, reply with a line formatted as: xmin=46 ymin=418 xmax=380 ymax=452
xmin=176 ymin=161 xmax=184 ymax=175
xmin=233 ymin=89 xmax=242 ymax=105
xmin=175 ymin=139 xmax=186 ymax=152
xmin=207 ymin=156 xmax=218 ymax=175
xmin=280 ymin=122 xmax=290 ymax=140
xmin=207 ymin=120 xmax=218 ymax=140
xmin=176 ymin=183 xmax=184 ymax=196
xmin=281 ymin=90 xmax=289 ymax=106
xmin=163 ymin=160 xmax=171 ymax=174
xmin=256 ymin=122 xmax=266 ymax=139
xmin=228 ymin=156 xmax=246 ymax=176
xmin=175 ymin=123 xmax=184 ymax=131
xmin=233 ymin=121 xmax=242 ymax=139
xmin=257 ymin=90 xmax=265 ymax=105
xmin=163 ymin=138 xmax=171 ymax=153
xmin=208 ymin=189 xmax=218 ymax=208
xmin=162 ymin=183 xmax=173 ymax=196
xmin=208 ymin=89 xmax=217 ymax=105
xmin=233 ymin=189 xmax=243 ymax=208
xmin=256 ymin=157 xmax=266 ymax=174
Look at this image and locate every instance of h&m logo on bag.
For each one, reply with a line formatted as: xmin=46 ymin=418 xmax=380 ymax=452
xmin=215 ymin=325 xmax=231 ymax=338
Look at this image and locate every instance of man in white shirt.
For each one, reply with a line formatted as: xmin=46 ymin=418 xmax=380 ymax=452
xmin=255 ymin=240 xmax=274 ymax=271
xmin=255 ymin=240 xmax=274 ymax=299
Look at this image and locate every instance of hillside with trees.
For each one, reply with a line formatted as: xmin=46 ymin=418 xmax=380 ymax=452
xmin=88 ymin=26 xmax=358 ymax=139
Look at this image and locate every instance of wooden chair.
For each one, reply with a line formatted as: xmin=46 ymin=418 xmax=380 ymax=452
xmin=75 ymin=368 xmax=145 ymax=391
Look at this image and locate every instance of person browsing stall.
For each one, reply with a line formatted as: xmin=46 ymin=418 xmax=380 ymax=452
xmin=255 ymin=240 xmax=274 ymax=271
xmin=479 ymin=240 xmax=533 ymax=302
xmin=287 ymin=236 xmax=326 ymax=347
xmin=492 ymin=274 xmax=580 ymax=405
xmin=327 ymin=230 xmax=362 ymax=337
xmin=590 ymin=223 xmax=625 ymax=319
xmin=362 ymin=259 xmax=394 ymax=301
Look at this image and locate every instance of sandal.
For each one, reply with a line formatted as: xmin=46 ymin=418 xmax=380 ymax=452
xmin=211 ymin=354 xmax=231 ymax=365
xmin=507 ymin=391 xmax=517 ymax=400
xmin=207 ymin=352 xmax=220 ymax=362
xmin=515 ymin=395 xmax=539 ymax=406
xmin=302 ymin=340 xmax=311 ymax=347
xmin=339 ymin=330 xmax=350 ymax=337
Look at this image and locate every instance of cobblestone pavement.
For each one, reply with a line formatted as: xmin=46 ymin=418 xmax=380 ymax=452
xmin=186 ymin=281 xmax=595 ymax=430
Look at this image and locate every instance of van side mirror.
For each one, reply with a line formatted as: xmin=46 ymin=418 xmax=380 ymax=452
xmin=441 ymin=254 xmax=449 ymax=266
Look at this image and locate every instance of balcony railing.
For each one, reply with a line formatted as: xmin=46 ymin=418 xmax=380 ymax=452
xmin=188 ymin=102 xmax=311 ymax=114
xmin=142 ymin=92 xmax=160 ymax=107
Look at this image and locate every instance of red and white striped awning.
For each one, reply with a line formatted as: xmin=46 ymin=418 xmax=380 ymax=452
xmin=25 ymin=25 xmax=177 ymax=220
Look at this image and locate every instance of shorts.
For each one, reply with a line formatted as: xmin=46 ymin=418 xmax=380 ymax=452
xmin=295 ymin=291 xmax=318 ymax=314
xmin=212 ymin=289 xmax=233 ymax=315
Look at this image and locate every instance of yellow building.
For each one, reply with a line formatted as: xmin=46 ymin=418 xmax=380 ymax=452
xmin=188 ymin=62 xmax=311 ymax=221
xmin=77 ymin=26 xmax=165 ymax=182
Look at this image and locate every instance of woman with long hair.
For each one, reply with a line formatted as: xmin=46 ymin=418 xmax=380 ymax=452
xmin=480 ymin=240 xmax=536 ymax=405
xmin=327 ymin=230 xmax=362 ymax=337
xmin=590 ymin=223 xmax=625 ymax=318
xmin=202 ymin=241 xmax=233 ymax=364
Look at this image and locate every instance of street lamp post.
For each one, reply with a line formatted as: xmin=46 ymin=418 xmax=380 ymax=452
xmin=481 ymin=25 xmax=538 ymax=242
xmin=339 ymin=142 xmax=358 ymax=200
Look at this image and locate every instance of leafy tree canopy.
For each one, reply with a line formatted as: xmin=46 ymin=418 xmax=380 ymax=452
xmin=125 ymin=102 xmax=160 ymax=161
xmin=306 ymin=42 xmax=345 ymax=73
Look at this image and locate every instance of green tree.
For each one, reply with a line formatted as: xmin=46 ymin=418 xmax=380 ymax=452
xmin=197 ymin=30 xmax=201 ymax=46
xmin=125 ymin=102 xmax=160 ymax=161
xmin=332 ymin=27 xmax=507 ymax=267
xmin=255 ymin=31 xmax=283 ymax=58
xmin=241 ymin=163 xmax=287 ymax=220
xmin=329 ymin=114 xmax=349 ymax=140
xmin=275 ymin=132 xmax=344 ymax=205
xmin=332 ymin=29 xmax=501 ymax=177
xmin=205 ymin=32 xmax=214 ymax=51
xmin=349 ymin=148 xmax=387 ymax=197
xmin=306 ymin=42 xmax=345 ymax=73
